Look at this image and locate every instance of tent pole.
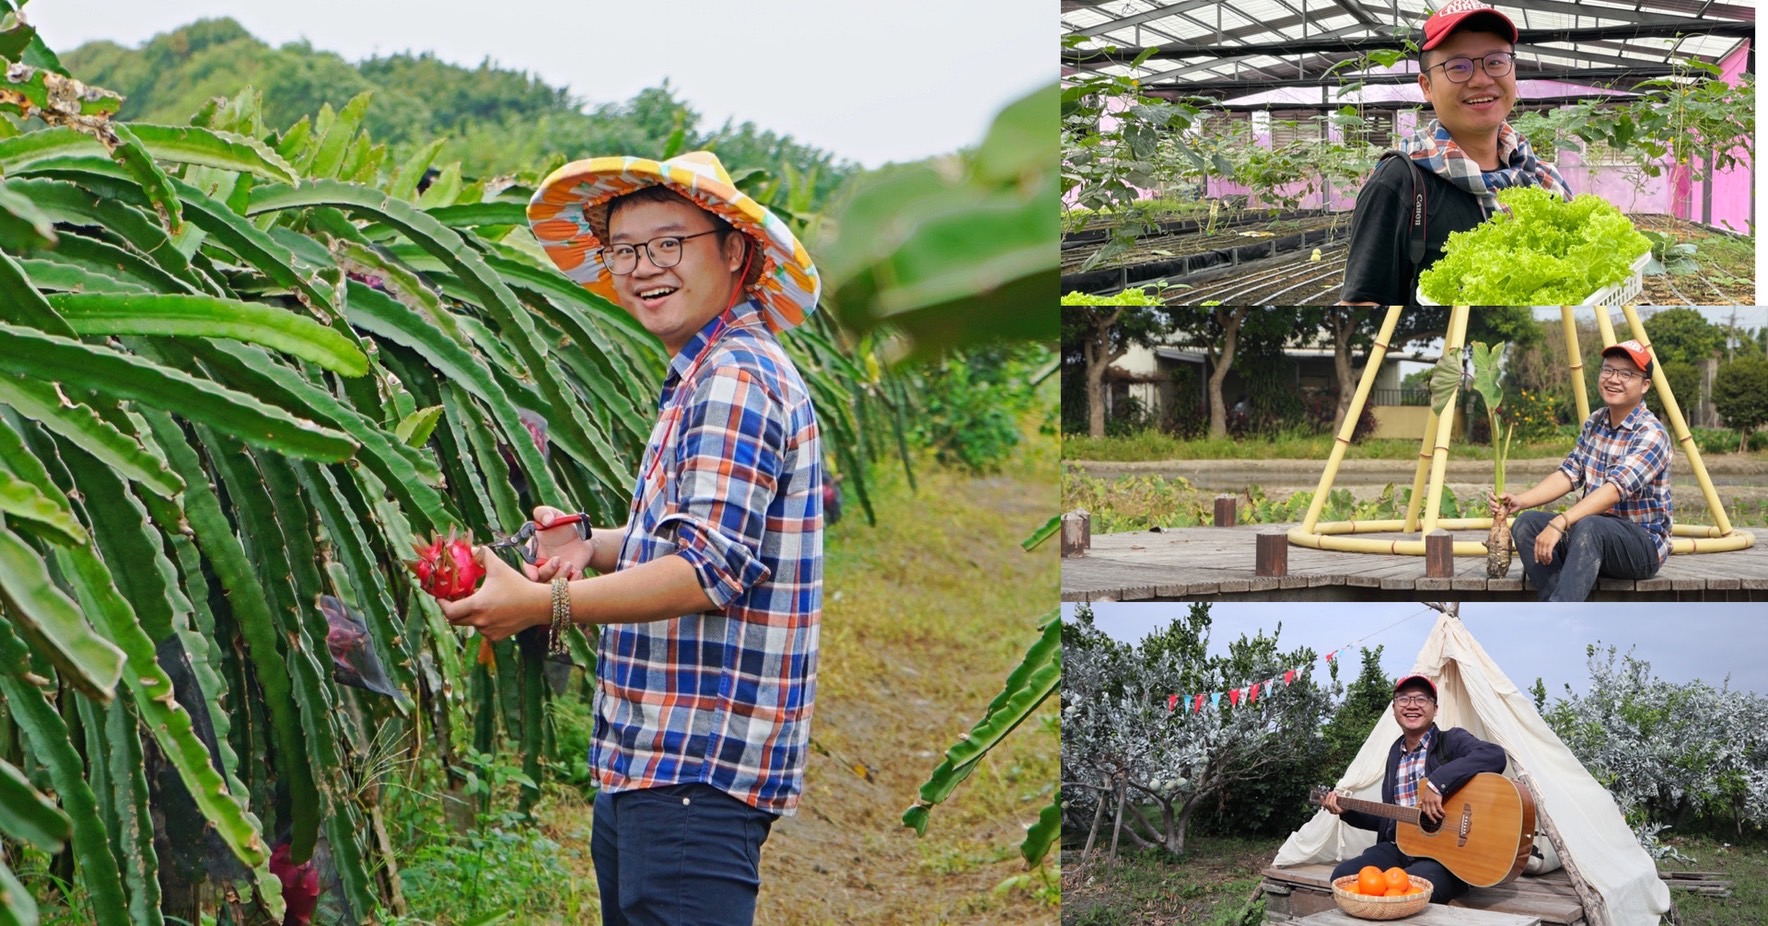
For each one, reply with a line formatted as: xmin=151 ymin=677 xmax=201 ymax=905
xmin=1420 ymin=307 xmax=1471 ymax=536
xmin=1402 ymin=404 xmax=1439 ymax=533
xmin=1621 ymin=305 xmax=1733 ymax=536
xmin=1299 ymin=307 xmax=1404 ymax=534
xmin=1561 ymin=307 xmax=1589 ymax=423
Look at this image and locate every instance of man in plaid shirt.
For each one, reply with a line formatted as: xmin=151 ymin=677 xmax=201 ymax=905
xmin=1494 ymin=339 xmax=1672 ymax=601
xmin=1322 ymin=675 xmax=1507 ymax=903
xmin=444 ymin=152 xmax=822 ymax=925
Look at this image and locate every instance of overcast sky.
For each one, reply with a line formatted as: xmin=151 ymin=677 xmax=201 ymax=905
xmin=26 ymin=0 xmax=1049 ymax=169
xmin=1067 ymin=602 xmax=1768 ymax=700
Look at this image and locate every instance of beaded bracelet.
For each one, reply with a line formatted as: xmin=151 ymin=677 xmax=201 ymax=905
xmin=549 ymin=576 xmax=571 ymax=655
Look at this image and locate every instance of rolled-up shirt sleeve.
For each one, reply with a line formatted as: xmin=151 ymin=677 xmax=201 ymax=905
xmin=1558 ymin=427 xmax=1591 ymax=491
xmin=654 ymin=363 xmax=782 ymax=608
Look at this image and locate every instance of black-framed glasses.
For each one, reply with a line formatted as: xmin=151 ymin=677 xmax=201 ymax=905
xmin=599 ymin=230 xmax=722 ymax=275
xmin=1598 ymin=366 xmax=1645 ymax=383
xmin=1393 ymin=694 xmax=1436 ymax=707
xmin=1426 ymin=51 xmax=1515 ymax=83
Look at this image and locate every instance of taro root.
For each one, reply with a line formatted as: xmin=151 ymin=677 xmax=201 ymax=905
xmin=407 ymin=529 xmax=484 ymax=601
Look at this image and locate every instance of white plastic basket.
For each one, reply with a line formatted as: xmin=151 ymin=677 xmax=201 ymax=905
xmin=1417 ymin=251 xmax=1651 ymax=307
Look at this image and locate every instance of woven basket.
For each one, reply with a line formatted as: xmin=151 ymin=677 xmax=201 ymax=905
xmin=1331 ymin=874 xmax=1433 ymax=920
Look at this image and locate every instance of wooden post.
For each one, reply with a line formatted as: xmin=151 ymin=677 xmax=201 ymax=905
xmin=1425 ymin=530 xmax=1454 ymax=578
xmin=1062 ymin=510 xmax=1091 ymax=558
xmin=1256 ymin=533 xmax=1288 ymax=577
xmin=1213 ymin=494 xmax=1237 ymax=527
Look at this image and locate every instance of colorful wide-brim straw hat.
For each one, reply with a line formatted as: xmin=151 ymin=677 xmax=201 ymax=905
xmin=527 ymin=150 xmax=819 ymax=334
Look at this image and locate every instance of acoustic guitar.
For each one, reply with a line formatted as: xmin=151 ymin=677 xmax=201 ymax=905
xmin=1308 ymin=771 xmax=1537 ymax=887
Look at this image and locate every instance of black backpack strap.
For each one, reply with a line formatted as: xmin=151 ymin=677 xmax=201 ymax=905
xmin=1377 ymin=150 xmax=1428 ymax=301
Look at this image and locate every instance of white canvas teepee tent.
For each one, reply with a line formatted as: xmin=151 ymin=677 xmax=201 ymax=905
xmin=1273 ymin=612 xmax=1671 ymax=926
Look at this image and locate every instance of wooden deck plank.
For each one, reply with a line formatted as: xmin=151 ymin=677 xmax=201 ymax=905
xmin=1266 ymin=864 xmax=1581 ymax=925
xmin=1065 ymin=523 xmax=1767 ymax=602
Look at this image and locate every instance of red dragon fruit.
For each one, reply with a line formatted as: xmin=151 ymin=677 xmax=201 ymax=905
xmin=406 ymin=529 xmax=485 ymax=601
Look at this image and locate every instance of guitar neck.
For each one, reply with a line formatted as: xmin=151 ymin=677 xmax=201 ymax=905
xmin=1334 ymin=795 xmax=1423 ymax=826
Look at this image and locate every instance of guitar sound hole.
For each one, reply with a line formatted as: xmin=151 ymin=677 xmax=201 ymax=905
xmin=1418 ymin=813 xmax=1443 ymax=834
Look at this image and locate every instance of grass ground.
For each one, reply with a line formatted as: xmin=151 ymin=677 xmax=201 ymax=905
xmin=528 ymin=422 xmax=1061 ymax=925
xmin=1059 ymin=832 xmax=1768 ymax=926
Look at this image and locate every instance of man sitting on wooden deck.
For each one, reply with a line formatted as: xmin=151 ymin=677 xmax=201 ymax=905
xmin=1321 ymin=675 xmax=1508 ymax=903
xmin=1492 ymin=339 xmax=1672 ymax=601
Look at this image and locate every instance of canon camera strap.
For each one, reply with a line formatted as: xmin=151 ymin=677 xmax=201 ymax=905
xmin=1377 ymin=151 xmax=1428 ymax=302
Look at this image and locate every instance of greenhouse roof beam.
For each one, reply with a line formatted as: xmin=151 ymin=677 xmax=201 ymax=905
xmin=1068 ymin=0 xmax=1221 ymax=37
xmin=1062 ymin=18 xmax=1752 ymax=65
xmin=1142 ymin=64 xmax=1679 ymax=97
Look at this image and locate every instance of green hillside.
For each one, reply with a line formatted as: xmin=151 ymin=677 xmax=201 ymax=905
xmin=59 ymin=17 xmax=853 ymax=203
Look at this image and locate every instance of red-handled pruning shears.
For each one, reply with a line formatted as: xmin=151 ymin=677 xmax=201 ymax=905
xmin=487 ymin=512 xmax=591 ymax=566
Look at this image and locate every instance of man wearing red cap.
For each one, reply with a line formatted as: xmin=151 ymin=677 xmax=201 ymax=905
xmin=1493 ymin=339 xmax=1672 ymax=600
xmin=1322 ymin=675 xmax=1508 ymax=903
xmin=1340 ymin=1 xmax=1571 ymax=306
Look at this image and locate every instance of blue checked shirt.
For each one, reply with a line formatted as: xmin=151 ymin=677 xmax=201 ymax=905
xmin=1394 ymin=727 xmax=1436 ymax=808
xmin=1557 ymin=404 xmax=1674 ymax=564
xmin=594 ymin=299 xmax=822 ymax=815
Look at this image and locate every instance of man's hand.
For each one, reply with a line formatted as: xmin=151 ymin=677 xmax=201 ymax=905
xmin=438 ymin=545 xmax=549 ymax=642
xmin=524 ymin=505 xmax=593 ymax=581
xmin=1322 ymin=791 xmax=1345 ymax=815
xmin=1418 ymin=783 xmax=1445 ymax=823
xmin=1488 ymin=491 xmax=1519 ymax=519
xmin=1535 ymin=520 xmax=1563 ymax=565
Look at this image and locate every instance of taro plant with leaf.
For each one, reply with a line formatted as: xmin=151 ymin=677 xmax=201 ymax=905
xmin=1431 ymin=341 xmax=1516 ymax=577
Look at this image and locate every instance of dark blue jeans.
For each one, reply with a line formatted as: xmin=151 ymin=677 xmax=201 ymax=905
xmin=1332 ymin=840 xmax=1467 ymax=904
xmin=1509 ymin=511 xmax=1662 ymax=602
xmin=591 ymin=783 xmax=777 ymax=926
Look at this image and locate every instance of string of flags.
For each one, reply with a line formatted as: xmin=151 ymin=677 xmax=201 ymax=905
xmin=1166 ymin=658 xmax=1325 ymax=713
xmin=1163 ymin=605 xmax=1433 ymax=714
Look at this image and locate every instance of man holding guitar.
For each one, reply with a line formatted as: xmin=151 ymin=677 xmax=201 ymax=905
xmin=1321 ymin=675 xmax=1510 ymax=903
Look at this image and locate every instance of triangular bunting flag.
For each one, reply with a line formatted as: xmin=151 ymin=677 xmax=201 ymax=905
xmin=1285 ymin=669 xmax=1296 ymax=685
xmin=1193 ymin=693 xmax=1205 ymax=713
xmin=1250 ymin=682 xmax=1262 ymax=703
xmin=1211 ymin=692 xmax=1221 ymax=708
xmin=1168 ymin=694 xmax=1179 ymax=712
xmin=1228 ymin=688 xmax=1241 ymax=706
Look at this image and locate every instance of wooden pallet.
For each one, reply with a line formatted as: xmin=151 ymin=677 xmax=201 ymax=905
xmin=1658 ymin=870 xmax=1733 ymax=897
xmin=1261 ymin=864 xmax=1585 ymax=926
xmin=1296 ymin=908 xmax=1541 ymax=926
xmin=1063 ymin=523 xmax=1768 ymax=602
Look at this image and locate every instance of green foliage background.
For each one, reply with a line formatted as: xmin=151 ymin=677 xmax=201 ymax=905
xmin=60 ymin=17 xmax=856 ymax=205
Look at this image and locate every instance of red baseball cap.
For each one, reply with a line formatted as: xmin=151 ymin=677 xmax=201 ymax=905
xmin=1395 ymin=674 xmax=1438 ymax=699
xmin=1422 ymin=0 xmax=1519 ymax=51
xmin=1602 ymin=339 xmax=1654 ymax=377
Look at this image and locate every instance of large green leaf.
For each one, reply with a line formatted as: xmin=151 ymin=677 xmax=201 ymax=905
xmin=48 ymin=293 xmax=367 ymax=375
xmin=902 ymin=610 xmax=1059 ymax=835
xmin=0 ymin=520 xmax=125 ymax=700
xmin=1429 ymin=346 xmax=1468 ymax=415
xmin=0 ymin=377 xmax=185 ymax=499
xmin=0 ymin=466 xmax=86 ymax=546
xmin=0 ymin=323 xmax=357 ymax=462
xmin=0 ymin=756 xmax=71 ymax=851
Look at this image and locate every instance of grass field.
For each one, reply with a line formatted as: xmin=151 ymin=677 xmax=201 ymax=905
xmin=1059 ymin=832 xmax=1768 ymax=926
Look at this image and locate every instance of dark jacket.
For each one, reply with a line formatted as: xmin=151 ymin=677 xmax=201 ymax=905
xmin=1341 ymin=724 xmax=1508 ymax=844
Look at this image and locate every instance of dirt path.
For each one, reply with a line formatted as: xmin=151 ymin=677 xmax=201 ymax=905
xmin=537 ymin=438 xmax=1061 ymax=925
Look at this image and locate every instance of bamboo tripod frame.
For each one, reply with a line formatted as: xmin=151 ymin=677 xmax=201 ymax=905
xmin=1287 ymin=307 xmax=1756 ymax=557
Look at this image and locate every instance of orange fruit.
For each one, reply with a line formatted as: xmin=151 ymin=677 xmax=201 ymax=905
xmin=1384 ymin=867 xmax=1410 ymax=892
xmin=1385 ymin=887 xmax=1407 ymax=896
xmin=1357 ymin=867 xmax=1386 ymax=895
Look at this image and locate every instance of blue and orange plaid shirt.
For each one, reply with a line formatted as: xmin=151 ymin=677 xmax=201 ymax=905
xmin=593 ymin=299 xmax=823 ymax=815
xmin=1394 ymin=727 xmax=1436 ymax=808
xmin=1557 ymin=403 xmax=1673 ymax=564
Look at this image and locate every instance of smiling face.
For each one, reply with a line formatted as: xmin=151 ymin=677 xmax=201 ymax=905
xmin=1418 ymin=26 xmax=1518 ymax=144
xmin=1597 ymin=352 xmax=1652 ymax=413
xmin=606 ymin=194 xmax=747 ymax=356
xmin=1393 ymin=685 xmax=1438 ymax=736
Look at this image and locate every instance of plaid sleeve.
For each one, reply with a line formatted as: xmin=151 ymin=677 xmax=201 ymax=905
xmin=1558 ymin=418 xmax=1592 ymax=490
xmin=1605 ymin=423 xmax=1673 ymax=499
xmin=655 ymin=364 xmax=781 ymax=608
